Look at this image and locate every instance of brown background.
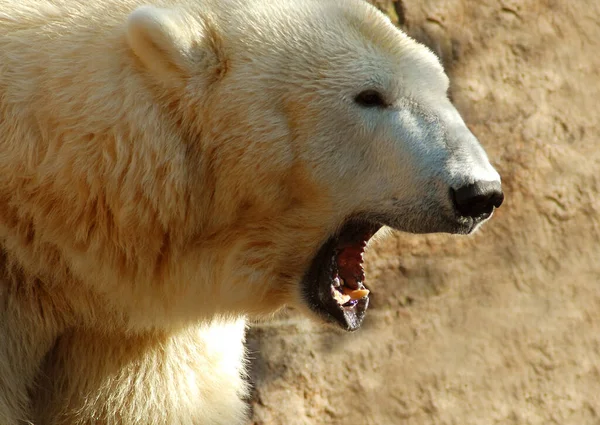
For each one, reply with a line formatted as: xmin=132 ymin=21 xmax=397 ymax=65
xmin=247 ymin=1 xmax=600 ymax=424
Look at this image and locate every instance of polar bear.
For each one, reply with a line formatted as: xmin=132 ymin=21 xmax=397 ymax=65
xmin=0 ymin=0 xmax=503 ymax=423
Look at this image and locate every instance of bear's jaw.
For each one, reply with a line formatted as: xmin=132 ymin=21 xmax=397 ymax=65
xmin=301 ymin=219 xmax=381 ymax=331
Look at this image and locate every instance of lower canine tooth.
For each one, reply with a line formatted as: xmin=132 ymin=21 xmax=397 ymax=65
xmin=333 ymin=290 xmax=351 ymax=305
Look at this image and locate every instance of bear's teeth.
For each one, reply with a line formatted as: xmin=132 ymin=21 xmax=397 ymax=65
xmin=332 ymin=285 xmax=369 ymax=305
xmin=333 ymin=276 xmax=342 ymax=287
xmin=332 ymin=288 xmax=351 ymax=305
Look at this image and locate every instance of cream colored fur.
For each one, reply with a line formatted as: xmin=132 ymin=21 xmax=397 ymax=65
xmin=0 ymin=0 xmax=500 ymax=423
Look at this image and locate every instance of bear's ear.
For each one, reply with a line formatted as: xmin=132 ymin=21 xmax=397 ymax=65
xmin=126 ymin=6 xmax=218 ymax=85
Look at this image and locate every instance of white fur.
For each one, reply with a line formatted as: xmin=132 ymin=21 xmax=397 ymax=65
xmin=0 ymin=0 xmax=500 ymax=423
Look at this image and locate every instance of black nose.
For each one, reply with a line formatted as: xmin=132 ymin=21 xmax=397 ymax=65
xmin=452 ymin=181 xmax=504 ymax=218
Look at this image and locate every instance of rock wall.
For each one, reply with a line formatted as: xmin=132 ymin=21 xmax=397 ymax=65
xmin=248 ymin=1 xmax=600 ymax=424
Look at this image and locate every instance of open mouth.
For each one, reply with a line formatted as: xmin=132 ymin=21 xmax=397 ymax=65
xmin=301 ymin=219 xmax=382 ymax=331
xmin=300 ymin=185 xmax=503 ymax=330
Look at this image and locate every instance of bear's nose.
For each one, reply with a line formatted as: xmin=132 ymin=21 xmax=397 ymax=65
xmin=451 ymin=181 xmax=504 ymax=218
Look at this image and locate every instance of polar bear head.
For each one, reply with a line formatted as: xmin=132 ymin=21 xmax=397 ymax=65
xmin=121 ymin=0 xmax=503 ymax=330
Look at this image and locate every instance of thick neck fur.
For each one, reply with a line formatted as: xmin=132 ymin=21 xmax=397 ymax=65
xmin=0 ymin=2 xmax=336 ymax=332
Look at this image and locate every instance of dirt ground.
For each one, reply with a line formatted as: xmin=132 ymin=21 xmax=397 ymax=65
xmin=246 ymin=0 xmax=600 ymax=424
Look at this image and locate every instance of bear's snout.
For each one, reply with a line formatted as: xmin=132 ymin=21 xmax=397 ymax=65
xmin=451 ymin=180 xmax=504 ymax=219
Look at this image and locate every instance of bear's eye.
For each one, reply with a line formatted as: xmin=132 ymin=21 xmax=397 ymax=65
xmin=354 ymin=90 xmax=387 ymax=108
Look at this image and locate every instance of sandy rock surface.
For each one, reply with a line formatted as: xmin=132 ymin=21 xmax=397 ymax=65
xmin=248 ymin=1 xmax=600 ymax=424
